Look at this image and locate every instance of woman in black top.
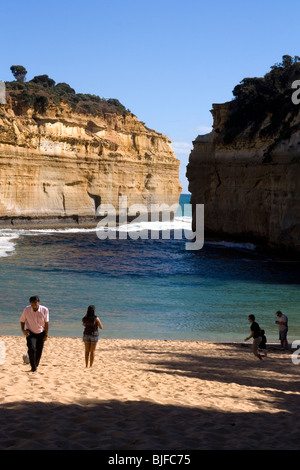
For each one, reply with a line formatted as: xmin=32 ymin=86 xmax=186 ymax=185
xmin=82 ymin=305 xmax=103 ymax=367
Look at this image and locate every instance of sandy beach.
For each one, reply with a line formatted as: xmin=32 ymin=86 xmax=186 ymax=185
xmin=0 ymin=335 xmax=299 ymax=450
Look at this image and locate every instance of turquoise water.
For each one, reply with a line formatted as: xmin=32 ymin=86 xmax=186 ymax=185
xmin=0 ymin=194 xmax=299 ymax=343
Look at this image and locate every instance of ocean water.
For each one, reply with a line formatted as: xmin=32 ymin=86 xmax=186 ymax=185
xmin=0 ymin=194 xmax=299 ymax=343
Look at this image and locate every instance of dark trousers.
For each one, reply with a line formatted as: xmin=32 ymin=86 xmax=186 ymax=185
xmin=26 ymin=331 xmax=45 ymax=371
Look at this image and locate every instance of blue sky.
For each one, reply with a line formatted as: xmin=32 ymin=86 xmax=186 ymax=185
xmin=1 ymin=0 xmax=300 ymax=192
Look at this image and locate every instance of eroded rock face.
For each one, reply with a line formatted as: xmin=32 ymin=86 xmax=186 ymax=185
xmin=186 ymin=103 xmax=300 ymax=256
xmin=0 ymin=101 xmax=181 ymax=226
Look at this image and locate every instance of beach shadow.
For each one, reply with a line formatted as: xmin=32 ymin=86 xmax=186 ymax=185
xmin=141 ymin=343 xmax=300 ymax=395
xmin=0 ymin=398 xmax=298 ymax=450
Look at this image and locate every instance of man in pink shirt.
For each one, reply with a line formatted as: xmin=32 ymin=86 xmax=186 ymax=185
xmin=20 ymin=296 xmax=49 ymax=372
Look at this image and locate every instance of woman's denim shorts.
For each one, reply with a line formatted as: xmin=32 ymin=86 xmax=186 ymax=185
xmin=83 ymin=335 xmax=99 ymax=343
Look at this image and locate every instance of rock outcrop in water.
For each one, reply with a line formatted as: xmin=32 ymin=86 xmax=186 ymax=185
xmin=0 ymin=75 xmax=181 ymax=228
xmin=187 ymin=56 xmax=300 ymax=257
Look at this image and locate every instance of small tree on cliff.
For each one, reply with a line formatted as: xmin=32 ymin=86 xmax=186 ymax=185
xmin=10 ymin=65 xmax=27 ymax=83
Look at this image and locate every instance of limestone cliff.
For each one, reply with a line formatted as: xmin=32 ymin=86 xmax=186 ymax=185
xmin=187 ymin=58 xmax=300 ymax=257
xmin=0 ymin=82 xmax=181 ymax=227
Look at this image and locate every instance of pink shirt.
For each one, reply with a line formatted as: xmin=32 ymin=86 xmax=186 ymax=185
xmin=20 ymin=305 xmax=49 ymax=334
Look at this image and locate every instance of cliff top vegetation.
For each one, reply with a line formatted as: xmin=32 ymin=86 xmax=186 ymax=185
xmin=5 ymin=65 xmax=132 ymax=117
xmin=223 ymin=55 xmax=300 ymax=144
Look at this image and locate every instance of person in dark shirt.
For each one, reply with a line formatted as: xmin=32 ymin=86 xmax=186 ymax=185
xmin=245 ymin=314 xmax=263 ymax=360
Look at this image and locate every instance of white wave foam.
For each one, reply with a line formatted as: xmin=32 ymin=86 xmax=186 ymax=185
xmin=23 ymin=227 xmax=98 ymax=235
xmin=0 ymin=217 xmax=193 ymax=257
xmin=0 ymin=232 xmax=20 ymax=257
xmin=116 ymin=217 xmax=192 ymax=233
xmin=7 ymin=216 xmax=192 ymax=236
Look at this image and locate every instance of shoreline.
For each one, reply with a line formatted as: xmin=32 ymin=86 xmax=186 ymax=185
xmin=0 ymin=333 xmax=286 ymax=346
xmin=0 ymin=207 xmax=184 ymax=231
xmin=0 ymin=332 xmax=289 ymax=346
xmin=0 ymin=215 xmax=110 ymax=230
xmin=0 ymin=335 xmax=299 ymax=450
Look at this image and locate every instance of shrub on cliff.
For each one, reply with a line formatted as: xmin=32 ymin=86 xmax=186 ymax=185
xmin=8 ymin=89 xmax=49 ymax=115
xmin=6 ymin=67 xmax=132 ymax=117
xmin=30 ymin=75 xmax=56 ymax=88
xmin=223 ymin=55 xmax=300 ymax=143
xmin=55 ymin=82 xmax=76 ymax=96
xmin=33 ymin=94 xmax=49 ymax=113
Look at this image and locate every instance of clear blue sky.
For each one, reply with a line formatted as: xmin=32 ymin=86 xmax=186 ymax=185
xmin=1 ymin=0 xmax=300 ymax=192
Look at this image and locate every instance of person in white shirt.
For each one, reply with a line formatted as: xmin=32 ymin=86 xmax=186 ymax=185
xmin=275 ymin=310 xmax=289 ymax=350
xmin=20 ymin=296 xmax=49 ymax=372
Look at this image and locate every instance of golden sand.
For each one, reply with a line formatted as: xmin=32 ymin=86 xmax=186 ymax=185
xmin=0 ymin=335 xmax=299 ymax=450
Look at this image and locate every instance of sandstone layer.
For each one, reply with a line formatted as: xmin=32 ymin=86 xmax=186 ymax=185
xmin=187 ymin=102 xmax=300 ymax=257
xmin=0 ymin=94 xmax=181 ymax=228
